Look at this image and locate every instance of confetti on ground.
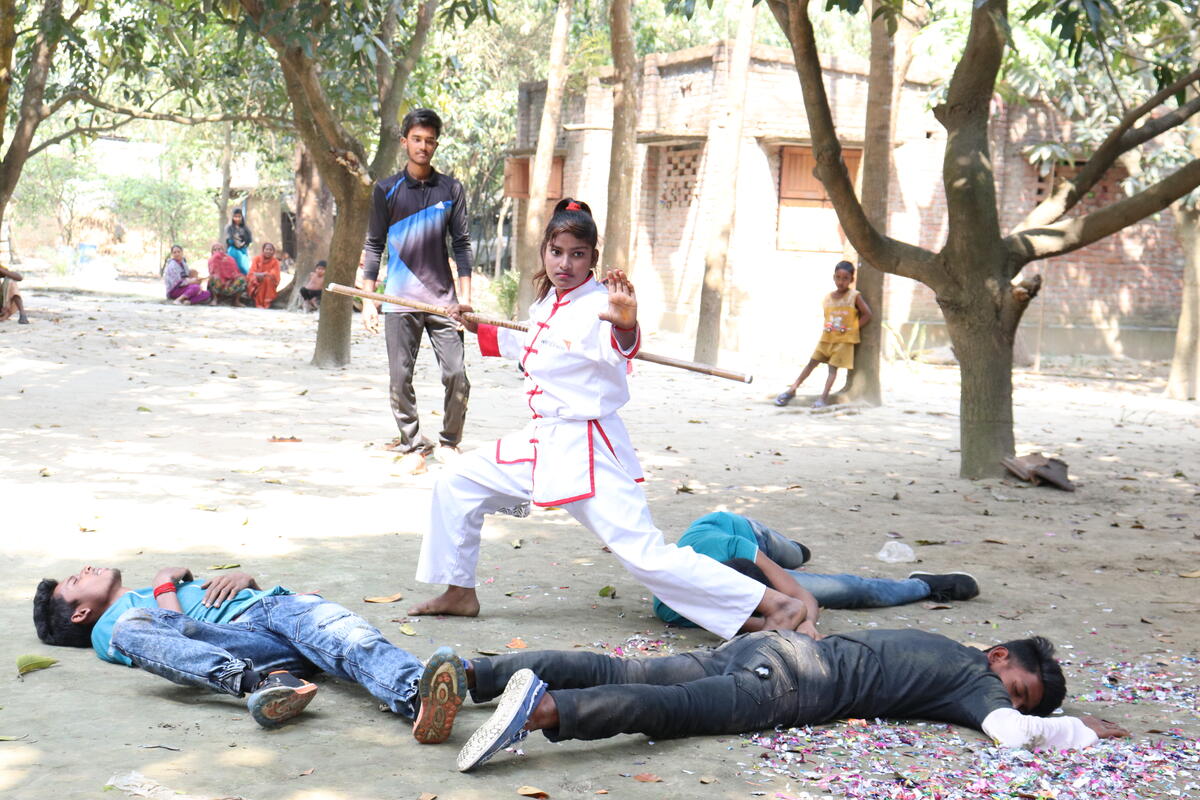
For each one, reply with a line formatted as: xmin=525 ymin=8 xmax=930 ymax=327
xmin=1072 ymin=654 xmax=1199 ymax=714
xmin=741 ymin=722 xmax=1199 ymax=799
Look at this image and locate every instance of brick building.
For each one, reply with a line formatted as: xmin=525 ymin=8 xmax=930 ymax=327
xmin=506 ymin=41 xmax=1183 ymax=367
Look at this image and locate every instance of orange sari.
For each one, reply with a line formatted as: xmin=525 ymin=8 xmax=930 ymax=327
xmin=246 ymin=254 xmax=281 ymax=308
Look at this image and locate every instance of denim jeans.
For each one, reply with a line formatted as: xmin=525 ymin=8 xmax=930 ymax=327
xmin=111 ymin=594 xmax=424 ymax=717
xmin=744 ymin=516 xmax=929 ymax=608
xmin=471 ymin=631 xmax=839 ymax=741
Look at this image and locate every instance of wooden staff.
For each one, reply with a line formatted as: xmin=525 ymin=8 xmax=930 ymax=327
xmin=325 ymin=283 xmax=753 ymax=383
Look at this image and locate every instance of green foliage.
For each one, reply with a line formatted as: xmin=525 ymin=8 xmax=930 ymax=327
xmin=11 ymin=150 xmax=94 ymax=246
xmin=109 ymin=175 xmax=211 ymax=254
xmin=491 ymin=268 xmax=519 ymax=318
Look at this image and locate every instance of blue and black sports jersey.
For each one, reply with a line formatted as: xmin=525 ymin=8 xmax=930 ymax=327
xmin=362 ymin=166 xmax=472 ymax=313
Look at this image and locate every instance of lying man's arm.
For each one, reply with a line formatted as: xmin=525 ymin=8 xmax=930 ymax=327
xmin=982 ymin=708 xmax=1129 ymax=750
xmin=753 ymin=551 xmax=821 ymax=639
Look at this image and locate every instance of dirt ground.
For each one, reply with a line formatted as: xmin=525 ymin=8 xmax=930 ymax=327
xmin=1 ymin=267 xmax=1198 ymax=800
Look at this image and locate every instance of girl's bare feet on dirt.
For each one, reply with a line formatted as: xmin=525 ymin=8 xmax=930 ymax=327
xmin=409 ymin=586 xmax=480 ymax=617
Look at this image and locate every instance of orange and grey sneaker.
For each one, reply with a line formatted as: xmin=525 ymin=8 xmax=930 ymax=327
xmin=413 ymin=646 xmax=467 ymax=744
xmin=247 ymin=670 xmax=318 ymax=728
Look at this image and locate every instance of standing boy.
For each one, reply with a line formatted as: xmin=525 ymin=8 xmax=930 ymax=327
xmin=361 ymin=108 xmax=473 ymax=474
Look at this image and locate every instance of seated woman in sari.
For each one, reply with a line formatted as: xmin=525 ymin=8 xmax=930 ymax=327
xmin=163 ymin=245 xmax=211 ymax=305
xmin=246 ymin=242 xmax=281 ymax=309
xmin=207 ymin=243 xmax=247 ymax=307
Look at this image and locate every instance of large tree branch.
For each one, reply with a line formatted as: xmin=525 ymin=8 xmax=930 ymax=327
xmin=68 ymin=90 xmax=292 ymax=126
xmin=0 ymin=0 xmax=16 ymax=148
xmin=1018 ymin=66 xmax=1200 ymax=230
xmin=372 ymin=0 xmax=438 ymax=177
xmin=1006 ymin=157 xmax=1200 ymax=266
xmin=2 ymin=0 xmax=63 ymax=201
xmin=932 ymin=0 xmax=1006 ymax=258
xmin=767 ymin=0 xmax=941 ymax=288
xmin=240 ymin=0 xmax=372 ymax=186
xmin=27 ymin=116 xmax=137 ymax=157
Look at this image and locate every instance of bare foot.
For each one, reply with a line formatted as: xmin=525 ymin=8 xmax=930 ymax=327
xmin=756 ymin=589 xmax=808 ymax=632
xmin=409 ymin=586 xmax=480 ymax=617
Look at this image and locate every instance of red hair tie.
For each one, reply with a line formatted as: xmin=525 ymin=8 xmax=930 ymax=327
xmin=566 ymin=201 xmax=581 ymax=211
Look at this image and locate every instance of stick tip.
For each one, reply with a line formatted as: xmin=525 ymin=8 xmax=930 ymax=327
xmin=744 ymin=375 xmax=754 ymax=384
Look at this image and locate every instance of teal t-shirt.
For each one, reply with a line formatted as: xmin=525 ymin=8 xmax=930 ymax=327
xmin=653 ymin=512 xmax=759 ymax=626
xmin=91 ymin=581 xmax=291 ymax=665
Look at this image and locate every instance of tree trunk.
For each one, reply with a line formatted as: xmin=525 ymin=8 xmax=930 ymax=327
xmin=942 ymin=297 xmax=1015 ymax=478
xmin=494 ymin=196 xmax=512 ymax=276
xmin=217 ymin=121 xmax=233 ymax=242
xmin=602 ymin=0 xmax=638 ymax=276
xmin=842 ymin=0 xmax=895 ymax=405
xmin=1167 ymin=204 xmax=1200 ymax=400
xmin=312 ymin=187 xmax=372 ymax=367
xmin=286 ymin=140 xmax=334 ymax=310
xmin=693 ymin=0 xmax=756 ymax=364
xmin=518 ymin=0 xmax=574 ymax=316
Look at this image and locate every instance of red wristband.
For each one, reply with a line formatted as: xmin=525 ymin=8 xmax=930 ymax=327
xmin=153 ymin=582 xmax=178 ymax=598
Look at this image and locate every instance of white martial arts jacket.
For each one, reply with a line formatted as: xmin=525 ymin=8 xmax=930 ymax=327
xmin=476 ymin=277 xmax=644 ymax=506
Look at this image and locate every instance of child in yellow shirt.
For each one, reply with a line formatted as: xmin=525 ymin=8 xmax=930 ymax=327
xmin=775 ymin=260 xmax=872 ymax=408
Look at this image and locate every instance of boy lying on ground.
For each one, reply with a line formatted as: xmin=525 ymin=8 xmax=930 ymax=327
xmin=452 ymin=629 xmax=1129 ymax=771
xmin=656 ymin=512 xmax=980 ymax=634
xmin=32 ymin=565 xmax=466 ymax=742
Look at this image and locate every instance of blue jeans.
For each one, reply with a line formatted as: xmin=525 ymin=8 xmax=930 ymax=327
xmin=111 ymin=594 xmax=424 ymax=717
xmin=746 ymin=517 xmax=929 ymax=608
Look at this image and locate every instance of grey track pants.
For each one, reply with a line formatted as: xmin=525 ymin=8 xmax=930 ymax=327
xmin=384 ymin=311 xmax=469 ymax=451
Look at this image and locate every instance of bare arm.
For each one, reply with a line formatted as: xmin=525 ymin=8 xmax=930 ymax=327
xmin=856 ymin=294 xmax=873 ymax=329
xmin=151 ymin=567 xmax=193 ymax=613
xmin=754 ymin=551 xmax=821 ymax=638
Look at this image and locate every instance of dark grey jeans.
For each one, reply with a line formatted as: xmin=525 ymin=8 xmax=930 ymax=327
xmin=384 ymin=311 xmax=469 ymax=451
xmin=470 ymin=631 xmax=838 ymax=741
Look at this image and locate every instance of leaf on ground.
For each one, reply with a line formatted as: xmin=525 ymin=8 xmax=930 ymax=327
xmin=921 ymin=602 xmax=952 ymax=610
xmin=38 ymin=467 xmax=51 ymax=477
xmin=194 ymin=504 xmax=218 ymax=512
xmin=363 ymin=592 xmax=405 ymax=603
xmin=675 ymin=484 xmax=695 ymax=494
xmin=1179 ymin=569 xmax=1200 ymax=578
xmin=594 ymin=791 xmax=609 ymax=795
xmin=268 ymin=436 xmax=301 ymax=442
xmin=17 ymin=654 xmax=58 ymax=677
xmin=476 ymin=649 xmax=501 ymax=656
xmin=598 ymin=585 xmax=617 ymax=598
xmin=299 ymin=768 xmax=314 ymax=776
xmin=914 ymin=539 xmax=946 ymax=546
xmin=207 ymin=563 xmax=240 ymax=570
xmin=517 ymin=787 xmax=549 ymax=798
xmin=418 ymin=794 xmax=438 ymax=800
xmin=506 ymin=637 xmax=528 ymax=649
xmin=0 ymin=735 xmax=26 ymax=741
xmin=298 ymin=389 xmax=309 ymax=396
xmin=398 ymin=623 xmax=417 ymax=636
xmin=699 ymin=775 xmax=718 ymax=784
xmin=262 ymin=478 xmax=283 ymax=485
xmin=136 ymin=406 xmax=152 ymax=412
xmin=633 ymin=773 xmax=662 ymax=783
xmin=686 ymin=419 xmax=703 ymax=424
xmin=983 ymin=538 xmax=1009 ymax=545
xmin=512 ymin=538 xmax=523 ymax=549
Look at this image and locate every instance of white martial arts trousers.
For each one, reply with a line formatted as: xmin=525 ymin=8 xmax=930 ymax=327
xmin=415 ymin=445 xmax=766 ymax=640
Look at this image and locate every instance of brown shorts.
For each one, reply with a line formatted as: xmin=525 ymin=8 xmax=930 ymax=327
xmin=811 ymin=340 xmax=855 ymax=369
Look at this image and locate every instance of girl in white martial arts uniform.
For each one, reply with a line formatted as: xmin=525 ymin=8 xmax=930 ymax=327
xmin=408 ymin=199 xmax=807 ymax=639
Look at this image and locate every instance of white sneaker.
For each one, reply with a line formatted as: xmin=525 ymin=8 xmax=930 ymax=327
xmin=435 ymin=444 xmax=462 ymax=465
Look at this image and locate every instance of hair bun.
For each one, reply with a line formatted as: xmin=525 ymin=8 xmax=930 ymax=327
xmin=556 ymin=197 xmax=592 ymax=216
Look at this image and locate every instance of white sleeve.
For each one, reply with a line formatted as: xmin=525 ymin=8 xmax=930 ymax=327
xmin=981 ymin=708 xmax=1099 ymax=751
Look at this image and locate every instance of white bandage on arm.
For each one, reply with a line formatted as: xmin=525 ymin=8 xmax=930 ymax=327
xmin=982 ymin=708 xmax=1099 ymax=751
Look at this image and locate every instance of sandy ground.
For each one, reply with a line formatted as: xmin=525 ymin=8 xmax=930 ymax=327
xmin=1 ymin=268 xmax=1198 ymax=800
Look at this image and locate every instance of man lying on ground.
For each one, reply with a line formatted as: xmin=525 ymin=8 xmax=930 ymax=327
xmin=452 ymin=629 xmax=1129 ymax=771
xmin=33 ymin=565 xmax=466 ymax=741
xmin=656 ymin=512 xmax=980 ymax=634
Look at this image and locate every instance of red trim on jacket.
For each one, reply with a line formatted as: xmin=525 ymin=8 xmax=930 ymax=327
xmin=478 ymin=323 xmax=500 ymax=357
xmin=531 ymin=421 xmax=597 ymax=506
xmin=610 ymin=323 xmax=641 ymax=359
xmin=495 ymin=437 xmax=534 ymax=465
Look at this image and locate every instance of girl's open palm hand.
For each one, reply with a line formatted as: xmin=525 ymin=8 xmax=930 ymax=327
xmin=599 ymin=269 xmax=637 ymax=330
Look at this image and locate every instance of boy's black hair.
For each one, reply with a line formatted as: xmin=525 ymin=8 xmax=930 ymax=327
xmin=402 ymin=108 xmax=443 ymax=139
xmin=315 ymin=260 xmax=328 ymax=268
xmin=834 ymin=260 xmax=855 ymax=276
xmin=722 ymin=557 xmax=770 ymax=587
xmin=988 ymin=636 xmax=1066 ymax=716
xmin=32 ymin=579 xmax=93 ymax=648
